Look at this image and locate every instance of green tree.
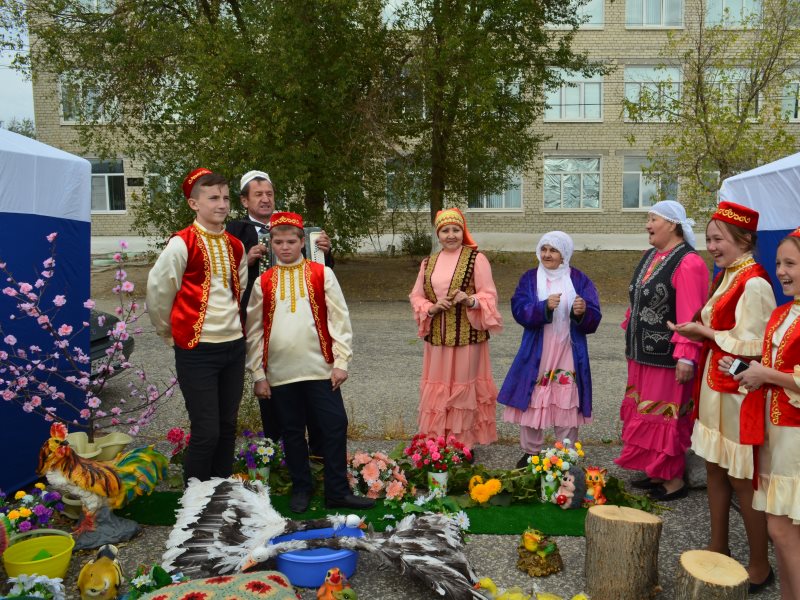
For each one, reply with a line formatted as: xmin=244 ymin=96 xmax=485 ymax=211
xmin=0 ymin=117 xmax=36 ymax=139
xmin=12 ymin=0 xmax=396 ymax=250
xmin=624 ymin=0 xmax=800 ymax=216
xmin=391 ymin=0 xmax=603 ymax=223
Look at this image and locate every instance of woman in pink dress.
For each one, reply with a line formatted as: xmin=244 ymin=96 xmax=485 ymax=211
xmin=616 ymin=200 xmax=709 ymax=501
xmin=409 ymin=208 xmax=503 ymax=447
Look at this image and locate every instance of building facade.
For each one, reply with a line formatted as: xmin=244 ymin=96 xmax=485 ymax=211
xmin=31 ymin=0 xmax=800 ymax=244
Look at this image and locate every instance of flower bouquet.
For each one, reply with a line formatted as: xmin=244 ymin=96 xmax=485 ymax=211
xmin=0 ymin=483 xmax=64 ymax=535
xmin=165 ymin=426 xmax=190 ymax=488
xmin=234 ymin=430 xmax=284 ymax=482
xmin=402 ymin=434 xmax=472 ymax=494
xmin=524 ymin=439 xmax=584 ymax=504
xmin=5 ymin=574 xmax=66 ymax=600
xmin=346 ymin=451 xmax=414 ymax=501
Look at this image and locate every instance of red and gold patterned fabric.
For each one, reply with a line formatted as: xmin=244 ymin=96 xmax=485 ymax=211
xmin=712 ymin=201 xmax=759 ymax=231
xmin=182 ymin=167 xmax=213 ymax=199
xmin=269 ymin=211 xmax=304 ymax=231
xmin=138 ymin=572 xmax=300 ymax=599
xmin=170 ymin=224 xmax=244 ymax=349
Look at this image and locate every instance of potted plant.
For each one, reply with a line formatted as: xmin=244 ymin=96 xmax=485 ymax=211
xmin=0 ymin=484 xmax=64 ymax=534
xmin=0 ymin=235 xmax=177 ymax=444
xmin=402 ymin=434 xmax=472 ymax=494
xmin=233 ymin=431 xmax=284 ymax=482
xmin=4 ymin=574 xmax=66 ymax=600
xmin=524 ymin=439 xmax=584 ymax=503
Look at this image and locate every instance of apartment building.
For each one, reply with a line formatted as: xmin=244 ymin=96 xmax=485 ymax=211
xmin=31 ymin=0 xmax=800 ymax=241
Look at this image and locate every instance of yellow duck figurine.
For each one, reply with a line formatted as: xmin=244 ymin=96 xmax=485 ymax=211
xmin=474 ymin=577 xmax=531 ymax=600
xmin=77 ymin=544 xmax=122 ymax=600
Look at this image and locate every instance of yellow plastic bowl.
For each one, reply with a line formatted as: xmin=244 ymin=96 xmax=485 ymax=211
xmin=2 ymin=529 xmax=75 ymax=579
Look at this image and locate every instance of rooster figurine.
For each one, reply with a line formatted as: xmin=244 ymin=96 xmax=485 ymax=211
xmin=37 ymin=423 xmax=167 ymax=549
xmin=77 ymin=544 xmax=123 ymax=600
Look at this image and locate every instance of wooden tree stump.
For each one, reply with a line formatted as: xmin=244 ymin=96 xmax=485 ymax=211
xmin=585 ymin=504 xmax=663 ymax=600
xmin=674 ymin=550 xmax=749 ymax=600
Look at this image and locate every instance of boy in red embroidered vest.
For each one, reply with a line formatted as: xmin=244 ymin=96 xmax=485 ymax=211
xmin=245 ymin=212 xmax=374 ymax=513
xmin=146 ymin=168 xmax=247 ymax=483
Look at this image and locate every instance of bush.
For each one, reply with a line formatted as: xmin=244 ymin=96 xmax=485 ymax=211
xmin=401 ymin=230 xmax=432 ymax=256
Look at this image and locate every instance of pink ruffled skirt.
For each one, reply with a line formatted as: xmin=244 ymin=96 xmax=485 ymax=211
xmin=615 ymin=359 xmax=693 ymax=480
xmin=417 ymin=341 xmax=498 ymax=447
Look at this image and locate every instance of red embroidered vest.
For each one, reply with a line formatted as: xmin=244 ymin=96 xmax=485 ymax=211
xmin=169 ymin=225 xmax=244 ymax=349
xmin=697 ymin=261 xmax=771 ymax=401
xmin=740 ymin=302 xmax=800 ymax=445
xmin=259 ymin=260 xmax=334 ymax=373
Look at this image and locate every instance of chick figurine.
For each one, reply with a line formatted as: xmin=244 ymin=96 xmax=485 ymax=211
xmin=517 ymin=529 xmax=563 ymax=577
xmin=474 ymin=577 xmax=530 ymax=600
xmin=77 ymin=544 xmax=122 ymax=600
xmin=317 ymin=567 xmax=351 ymax=600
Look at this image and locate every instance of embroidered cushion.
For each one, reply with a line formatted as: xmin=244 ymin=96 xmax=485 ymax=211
xmin=137 ymin=571 xmax=300 ymax=599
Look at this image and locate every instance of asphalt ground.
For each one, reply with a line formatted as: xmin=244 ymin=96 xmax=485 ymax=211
xmin=54 ymin=299 xmax=780 ymax=599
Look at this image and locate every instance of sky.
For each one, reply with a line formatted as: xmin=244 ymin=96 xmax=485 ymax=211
xmin=0 ymin=51 xmax=34 ymax=125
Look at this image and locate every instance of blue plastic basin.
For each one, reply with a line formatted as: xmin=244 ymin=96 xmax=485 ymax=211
xmin=270 ymin=526 xmax=364 ymax=588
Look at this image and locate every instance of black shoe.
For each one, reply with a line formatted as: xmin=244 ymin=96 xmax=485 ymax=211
xmin=324 ymin=494 xmax=376 ymax=510
xmin=648 ymin=484 xmax=688 ymax=502
xmin=289 ymin=491 xmax=311 ymax=514
xmin=749 ymin=568 xmax=775 ymax=594
xmin=631 ymin=476 xmax=660 ymax=490
xmin=516 ymin=454 xmax=533 ymax=469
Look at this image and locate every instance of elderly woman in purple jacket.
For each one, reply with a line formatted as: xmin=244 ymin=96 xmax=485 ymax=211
xmin=499 ymin=231 xmax=602 ymax=469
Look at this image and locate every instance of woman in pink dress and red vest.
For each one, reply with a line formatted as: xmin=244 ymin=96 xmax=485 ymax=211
xmin=735 ymin=228 xmax=800 ymax=598
xmin=669 ymin=202 xmax=775 ymax=591
xmin=616 ymin=200 xmax=709 ymax=501
xmin=409 ymin=208 xmax=503 ymax=448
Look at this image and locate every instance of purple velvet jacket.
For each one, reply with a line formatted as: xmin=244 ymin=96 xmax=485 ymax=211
xmin=497 ymin=267 xmax=602 ymax=417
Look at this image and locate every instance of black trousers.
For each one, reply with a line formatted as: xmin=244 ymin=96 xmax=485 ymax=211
xmin=257 ymin=396 xmax=325 ymax=458
xmin=174 ymin=338 xmax=245 ymax=482
xmin=270 ymin=379 xmax=349 ymax=499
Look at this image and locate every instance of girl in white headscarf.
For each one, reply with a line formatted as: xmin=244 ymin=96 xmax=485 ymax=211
xmin=498 ymin=231 xmax=602 ymax=469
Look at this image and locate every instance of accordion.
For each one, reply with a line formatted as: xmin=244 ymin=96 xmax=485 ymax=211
xmin=257 ymin=226 xmax=325 ymax=273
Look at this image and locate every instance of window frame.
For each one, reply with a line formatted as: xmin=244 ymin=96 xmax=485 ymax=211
xmin=783 ymin=79 xmax=800 ymax=121
xmin=623 ymin=65 xmax=682 ymax=122
xmin=707 ymin=67 xmax=761 ymax=120
xmin=547 ymin=0 xmax=605 ymax=29
xmin=59 ymin=77 xmax=107 ymax=125
xmin=706 ymin=0 xmax=762 ymax=27
xmin=544 ymin=71 xmax=604 ymax=122
xmin=467 ymin=175 xmax=524 ymax=211
xmin=90 ymin=159 xmax=127 ymax=214
xmin=622 ymin=156 xmax=678 ymax=210
xmin=625 ymin=0 xmax=684 ymax=28
xmin=542 ymin=156 xmax=603 ymax=211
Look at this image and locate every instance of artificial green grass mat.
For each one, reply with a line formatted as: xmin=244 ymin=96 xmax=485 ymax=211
xmin=117 ymin=491 xmax=586 ymax=536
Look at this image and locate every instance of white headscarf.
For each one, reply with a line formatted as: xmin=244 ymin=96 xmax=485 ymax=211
xmin=536 ymin=231 xmax=577 ymax=340
xmin=648 ymin=200 xmax=696 ymax=248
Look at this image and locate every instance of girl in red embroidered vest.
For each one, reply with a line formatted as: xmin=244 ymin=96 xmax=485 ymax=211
xmin=732 ymin=230 xmax=800 ymax=598
xmin=409 ymin=208 xmax=503 ymax=448
xmin=146 ymin=169 xmax=248 ymax=484
xmin=669 ymin=202 xmax=775 ymax=589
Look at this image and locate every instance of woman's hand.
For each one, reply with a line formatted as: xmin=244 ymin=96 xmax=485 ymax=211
xmin=718 ymin=355 xmax=735 ymax=372
xmin=427 ymin=297 xmax=453 ymax=316
xmin=675 ymin=361 xmax=695 ymax=384
xmin=547 ymin=293 xmax=562 ymax=310
xmin=451 ymin=290 xmax=476 ymax=308
xmin=736 ymin=361 xmax=769 ymax=391
xmin=572 ymin=296 xmax=586 ymax=316
xmin=667 ymin=320 xmax=711 ymax=342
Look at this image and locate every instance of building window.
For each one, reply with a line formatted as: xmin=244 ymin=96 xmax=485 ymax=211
xmin=626 ymin=0 xmax=682 ymax=26
xmin=545 ymin=70 xmax=603 ymax=121
xmin=468 ymin=176 xmax=522 ymax=210
xmin=624 ymin=66 xmax=681 ymax=121
xmin=783 ymin=80 xmax=800 ymax=121
xmin=706 ymin=0 xmax=760 ymax=25
xmin=550 ymin=0 xmax=604 ymax=27
xmin=623 ymin=156 xmax=677 ymax=209
xmin=91 ymin=159 xmax=126 ymax=212
xmin=60 ymin=78 xmax=104 ymax=123
xmin=385 ymin=159 xmax=428 ymax=211
xmin=543 ymin=157 xmax=601 ymax=210
xmin=708 ymin=68 xmax=760 ymax=118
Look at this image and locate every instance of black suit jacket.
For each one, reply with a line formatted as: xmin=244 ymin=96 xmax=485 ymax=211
xmin=226 ymin=218 xmax=334 ymax=321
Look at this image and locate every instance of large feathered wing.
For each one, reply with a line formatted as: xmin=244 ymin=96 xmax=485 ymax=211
xmin=109 ymin=446 xmax=168 ymax=509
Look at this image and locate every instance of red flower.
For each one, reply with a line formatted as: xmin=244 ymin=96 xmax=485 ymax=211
xmin=244 ymin=580 xmax=273 ymax=594
xmin=179 ymin=593 xmax=208 ymax=600
xmin=541 ymin=377 xmax=549 ymax=387
xmin=152 ymin=596 xmax=168 ymax=600
xmin=558 ymin=374 xmax=571 ymax=385
xmin=267 ymin=574 xmax=289 ymax=587
xmin=204 ymin=576 xmax=233 ymax=584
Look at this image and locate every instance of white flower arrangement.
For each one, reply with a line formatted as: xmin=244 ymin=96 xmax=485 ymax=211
xmin=6 ymin=574 xmax=66 ymax=600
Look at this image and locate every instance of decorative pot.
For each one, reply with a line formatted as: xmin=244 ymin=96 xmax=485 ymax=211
xmin=541 ymin=477 xmax=559 ymax=503
xmin=60 ymin=494 xmax=83 ymax=520
xmin=66 ymin=431 xmax=133 ymax=461
xmin=248 ymin=466 xmax=270 ymax=482
xmin=426 ymin=471 xmax=449 ymax=494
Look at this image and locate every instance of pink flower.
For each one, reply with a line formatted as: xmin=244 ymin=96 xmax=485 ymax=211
xmin=2 ymin=287 xmax=16 ymax=296
xmin=386 ymin=480 xmax=406 ymax=500
xmin=431 ymin=451 xmax=441 ymax=461
xmin=367 ymin=480 xmax=384 ymax=498
xmin=57 ymin=324 xmax=73 ymax=336
xmin=42 ymin=257 xmax=55 ymax=268
xmin=30 ymin=396 xmax=42 ymax=407
xmin=83 ymin=299 xmax=96 ymax=309
xmin=119 ymin=240 xmax=128 ymax=249
xmin=80 ymin=409 xmax=91 ymax=419
xmin=113 ymin=253 xmax=122 ymax=262
xmin=4 ymin=335 xmax=17 ymax=345
xmin=37 ymin=315 xmax=50 ymax=326
xmin=361 ymin=461 xmax=380 ymax=483
xmin=18 ymin=282 xmax=32 ymax=294
xmin=87 ymin=396 xmax=101 ymax=408
xmin=46 ymin=232 xmax=58 ymax=242
xmin=52 ymin=295 xmax=66 ymax=307
xmin=121 ymin=281 xmax=134 ymax=293
xmin=3 ymin=390 xmax=16 ymax=401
